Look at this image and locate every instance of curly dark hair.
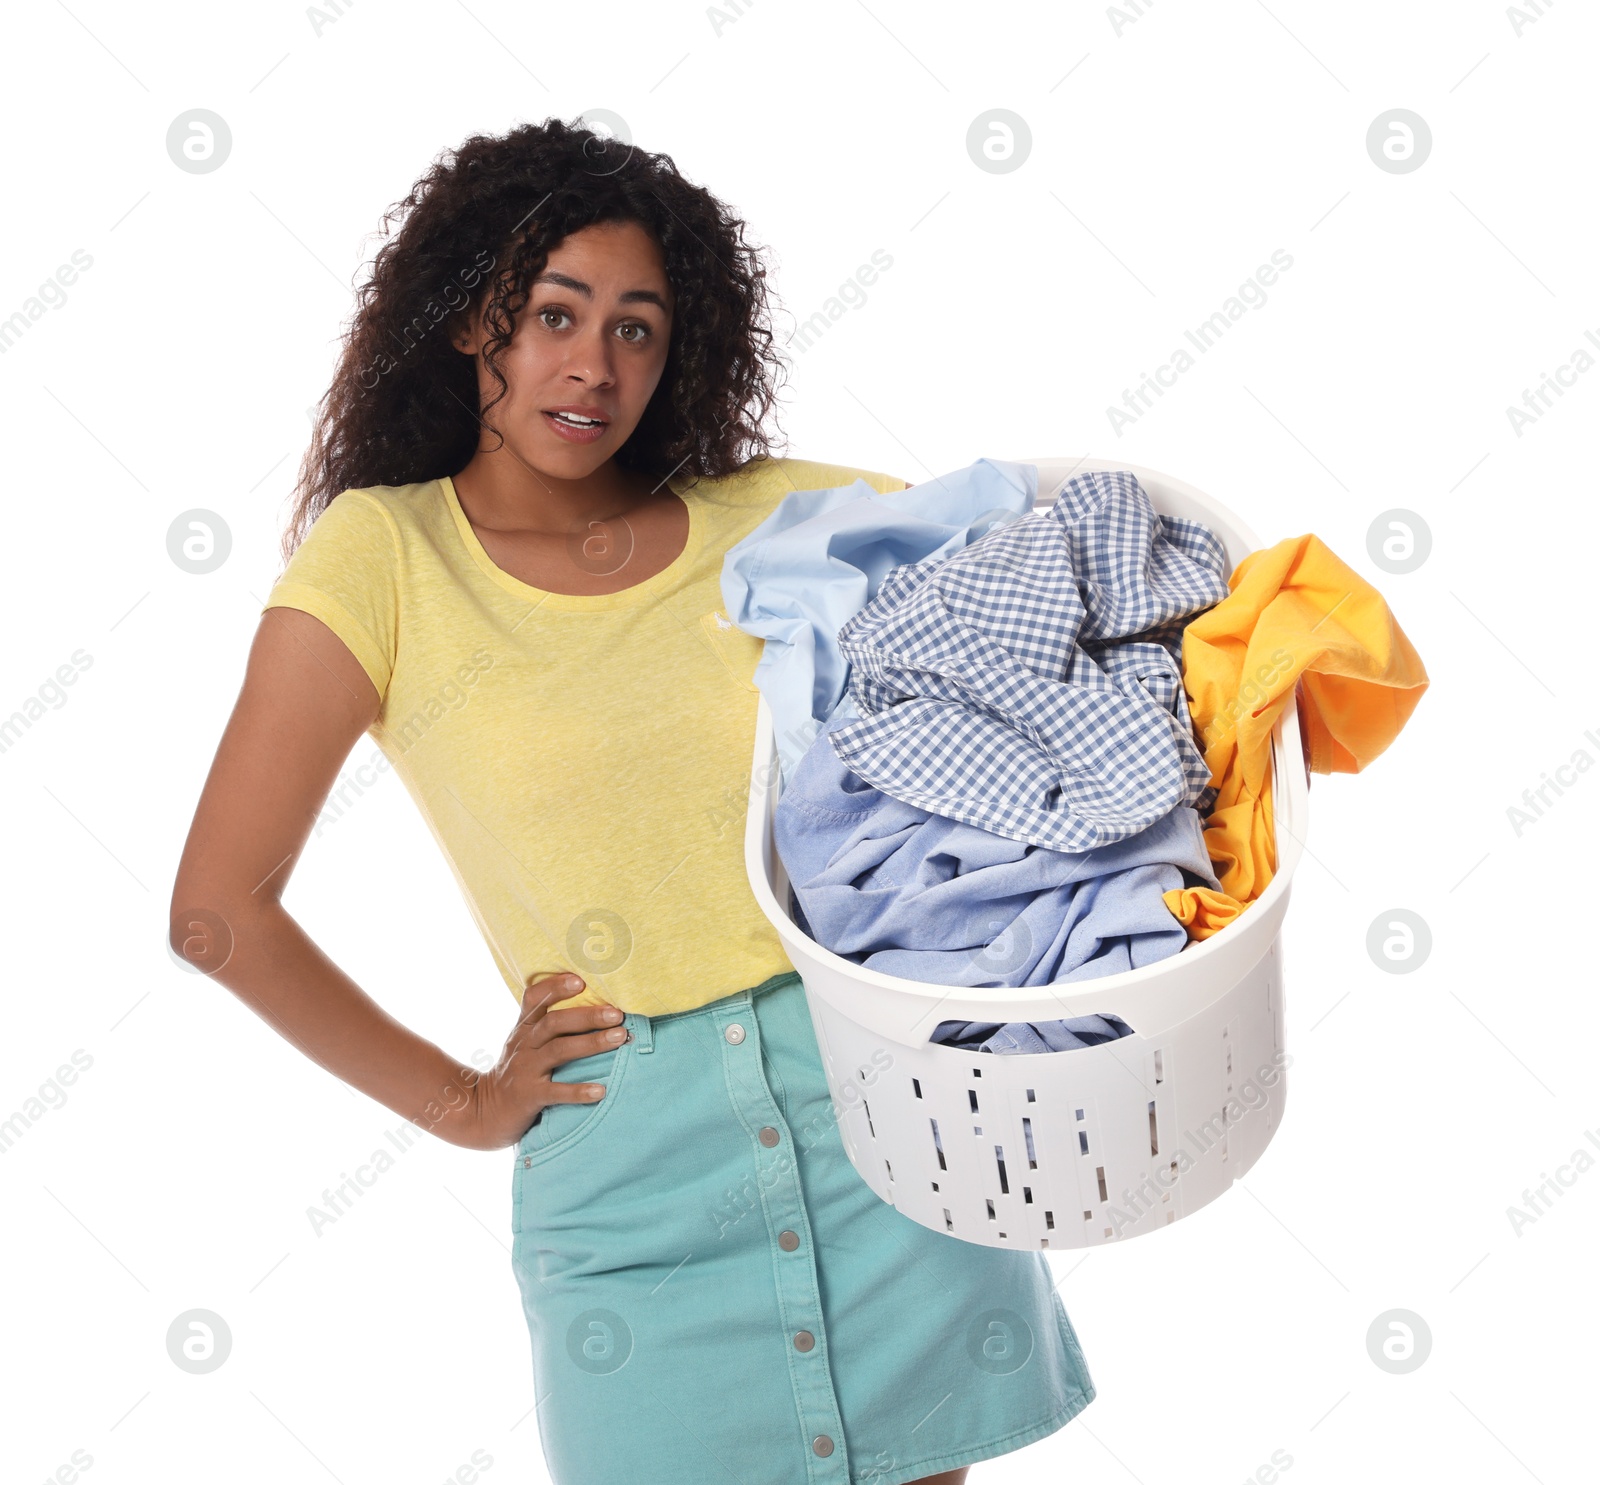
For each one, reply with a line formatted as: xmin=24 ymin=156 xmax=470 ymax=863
xmin=282 ymin=116 xmax=791 ymax=560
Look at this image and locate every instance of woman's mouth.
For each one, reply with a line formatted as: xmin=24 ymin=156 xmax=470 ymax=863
xmin=543 ymin=409 xmax=610 ymax=444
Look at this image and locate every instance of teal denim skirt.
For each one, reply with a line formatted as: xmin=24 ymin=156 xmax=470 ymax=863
xmin=510 ymin=969 xmax=1096 ymax=1485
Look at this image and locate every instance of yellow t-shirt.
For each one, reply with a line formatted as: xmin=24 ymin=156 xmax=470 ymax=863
xmin=262 ymin=456 xmax=908 ymax=1015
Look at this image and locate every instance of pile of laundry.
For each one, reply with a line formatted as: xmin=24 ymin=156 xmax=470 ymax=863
xmin=721 ymin=461 xmax=1429 ymax=1055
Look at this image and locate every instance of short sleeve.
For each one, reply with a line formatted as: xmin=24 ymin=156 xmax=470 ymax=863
xmin=769 ymin=458 xmax=910 ymax=500
xmin=856 ymin=467 xmax=910 ymax=494
xmin=262 ymin=490 xmax=400 ymax=700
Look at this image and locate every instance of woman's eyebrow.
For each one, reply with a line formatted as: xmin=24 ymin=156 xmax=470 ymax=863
xmin=534 ymin=270 xmax=669 ymax=312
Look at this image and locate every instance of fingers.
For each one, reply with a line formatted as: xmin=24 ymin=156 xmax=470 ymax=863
xmin=541 ymin=1005 xmax=625 ymax=1042
xmin=541 ymin=1079 xmax=608 ymax=1106
xmin=518 ymin=974 xmax=621 ymax=1030
xmin=475 ymin=975 xmax=625 ymax=1141
xmin=517 ymin=972 xmax=587 ymax=1027
xmin=512 ymin=974 xmax=625 ymax=1054
xmin=543 ymin=1024 xmax=631 ymax=1068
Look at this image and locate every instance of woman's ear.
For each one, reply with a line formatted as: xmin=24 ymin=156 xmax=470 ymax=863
xmin=451 ymin=302 xmax=483 ymax=355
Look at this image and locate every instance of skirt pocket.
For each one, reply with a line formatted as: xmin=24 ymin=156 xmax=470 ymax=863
xmin=521 ymin=1041 xmax=635 ymax=1161
xmin=511 ymin=1040 xmax=636 ymax=1233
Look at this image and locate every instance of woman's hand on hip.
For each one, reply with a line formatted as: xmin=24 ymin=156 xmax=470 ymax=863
xmin=470 ymin=973 xmax=628 ymax=1149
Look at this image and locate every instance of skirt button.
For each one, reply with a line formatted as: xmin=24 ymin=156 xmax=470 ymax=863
xmin=793 ymin=1330 xmax=815 ymax=1352
xmin=812 ymin=1435 xmax=834 ymax=1457
xmin=758 ymin=1126 xmax=780 ymax=1147
xmin=724 ymin=1023 xmax=746 ymax=1045
xmin=778 ymin=1229 xmax=799 ymax=1251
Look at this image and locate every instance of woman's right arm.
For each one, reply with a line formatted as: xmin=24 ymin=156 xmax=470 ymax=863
xmin=168 ymin=606 xmax=625 ymax=1151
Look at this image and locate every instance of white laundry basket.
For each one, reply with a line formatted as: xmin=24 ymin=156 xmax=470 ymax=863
xmin=743 ymin=458 xmax=1308 ymax=1251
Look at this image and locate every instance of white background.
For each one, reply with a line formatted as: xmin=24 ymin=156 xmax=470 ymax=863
xmin=2 ymin=1 xmax=1595 ymax=1482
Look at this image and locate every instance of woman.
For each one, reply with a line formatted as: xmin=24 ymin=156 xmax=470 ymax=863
xmin=170 ymin=117 xmax=1096 ymax=1484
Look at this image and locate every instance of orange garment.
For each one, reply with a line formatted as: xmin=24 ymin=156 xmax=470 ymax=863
xmin=1163 ymin=534 xmax=1429 ymax=938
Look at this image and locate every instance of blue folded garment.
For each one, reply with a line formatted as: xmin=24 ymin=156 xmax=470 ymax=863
xmin=774 ymin=713 xmax=1222 ymax=995
xmin=719 ymin=458 xmax=1038 ymax=785
xmin=929 ymin=1013 xmax=1135 ymax=1055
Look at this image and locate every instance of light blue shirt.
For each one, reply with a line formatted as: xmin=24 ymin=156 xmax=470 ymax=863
xmin=774 ymin=713 xmax=1222 ymax=994
xmin=720 ymin=459 xmax=1038 ymax=784
xmin=930 ymin=1013 xmax=1135 ymax=1056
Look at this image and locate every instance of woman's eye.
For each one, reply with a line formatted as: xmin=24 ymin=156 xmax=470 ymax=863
xmin=537 ymin=308 xmax=648 ymax=341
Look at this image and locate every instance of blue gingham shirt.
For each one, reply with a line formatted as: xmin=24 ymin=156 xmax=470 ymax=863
xmin=829 ymin=468 xmax=1231 ymax=853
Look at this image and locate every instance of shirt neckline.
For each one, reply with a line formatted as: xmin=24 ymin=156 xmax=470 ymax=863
xmin=439 ymin=471 xmax=706 ymax=611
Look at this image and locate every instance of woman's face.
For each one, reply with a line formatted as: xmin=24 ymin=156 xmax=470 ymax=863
xmin=454 ymin=218 xmax=675 ymax=484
